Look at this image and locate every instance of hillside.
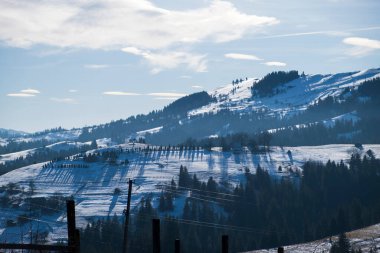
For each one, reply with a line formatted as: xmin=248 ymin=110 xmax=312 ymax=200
xmin=0 ymin=143 xmax=379 ymax=243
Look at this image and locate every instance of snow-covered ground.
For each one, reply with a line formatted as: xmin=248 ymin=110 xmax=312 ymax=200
xmin=322 ymin=111 xmax=359 ymax=128
xmin=0 ymin=144 xmax=379 ymax=243
xmin=244 ymin=223 xmax=380 ymax=253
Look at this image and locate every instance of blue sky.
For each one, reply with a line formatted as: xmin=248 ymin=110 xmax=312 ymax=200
xmin=0 ymin=0 xmax=379 ymax=132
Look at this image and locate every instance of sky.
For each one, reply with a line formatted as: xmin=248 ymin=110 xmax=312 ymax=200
xmin=0 ymin=0 xmax=379 ymax=132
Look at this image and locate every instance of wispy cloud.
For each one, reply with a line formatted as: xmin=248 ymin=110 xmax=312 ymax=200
xmin=256 ymin=26 xmax=380 ymax=40
xmin=84 ymin=64 xmax=109 ymax=69
xmin=50 ymin=97 xmax=78 ymax=104
xmin=264 ymin=61 xmax=286 ymax=67
xmin=103 ymin=91 xmax=141 ymax=96
xmin=191 ymin=85 xmax=203 ymax=89
xmin=7 ymin=93 xmax=35 ymax=97
xmin=7 ymin=88 xmax=40 ymax=97
xmin=0 ymin=0 xmax=278 ymax=50
xmin=69 ymin=89 xmax=78 ymax=93
xmin=122 ymin=47 xmax=207 ymax=73
xmin=343 ymin=37 xmax=380 ymax=56
xmin=224 ymin=53 xmax=262 ymax=61
xmin=180 ymin=75 xmax=192 ymax=79
xmin=20 ymin=89 xmax=40 ymax=94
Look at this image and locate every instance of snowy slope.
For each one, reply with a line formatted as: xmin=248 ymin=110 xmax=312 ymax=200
xmin=0 ymin=144 xmax=380 ymax=243
xmin=189 ymin=68 xmax=380 ymax=118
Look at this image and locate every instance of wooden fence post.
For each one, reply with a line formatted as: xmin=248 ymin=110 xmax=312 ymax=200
xmin=152 ymin=219 xmax=160 ymax=253
xmin=222 ymin=235 xmax=228 ymax=253
xmin=174 ymin=239 xmax=180 ymax=253
xmin=0 ymin=200 xmax=79 ymax=253
xmin=75 ymin=229 xmax=80 ymax=253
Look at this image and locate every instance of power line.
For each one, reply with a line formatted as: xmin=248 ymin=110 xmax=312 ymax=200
xmin=0 ymin=210 xmax=59 ymax=227
xmin=129 ymin=213 xmax=280 ymax=235
xmin=159 ymin=184 xmax=241 ymax=197
xmin=160 ymin=187 xmax=258 ymax=207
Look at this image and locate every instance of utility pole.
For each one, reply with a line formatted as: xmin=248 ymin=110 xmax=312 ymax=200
xmin=122 ymin=179 xmax=133 ymax=253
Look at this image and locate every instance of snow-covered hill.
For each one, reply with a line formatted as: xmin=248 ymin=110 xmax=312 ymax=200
xmin=0 ymin=141 xmax=91 ymax=164
xmin=1 ymin=143 xmax=379 ymax=243
xmin=0 ymin=128 xmax=28 ymax=138
xmin=190 ymin=68 xmax=380 ymax=118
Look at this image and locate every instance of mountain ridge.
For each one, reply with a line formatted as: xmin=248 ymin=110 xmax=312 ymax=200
xmin=1 ymin=67 xmax=379 ymax=146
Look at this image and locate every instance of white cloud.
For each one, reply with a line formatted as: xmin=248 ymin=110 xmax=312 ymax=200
xmin=50 ymin=97 xmax=78 ymax=104
xmin=191 ymin=85 xmax=203 ymax=89
xmin=0 ymin=0 xmax=278 ymax=50
xmin=103 ymin=91 xmax=141 ymax=96
xmin=84 ymin=64 xmax=109 ymax=69
xmin=20 ymin=88 xmax=40 ymax=94
xmin=147 ymin=92 xmax=187 ymax=97
xmin=343 ymin=37 xmax=380 ymax=49
xmin=7 ymin=93 xmax=35 ymax=97
xmin=264 ymin=61 xmax=286 ymax=67
xmin=121 ymin=47 xmax=145 ymax=55
xmin=69 ymin=89 xmax=78 ymax=93
xmin=224 ymin=53 xmax=262 ymax=61
xmin=122 ymin=47 xmax=207 ymax=73
xmin=180 ymin=75 xmax=192 ymax=79
xmin=343 ymin=37 xmax=380 ymax=56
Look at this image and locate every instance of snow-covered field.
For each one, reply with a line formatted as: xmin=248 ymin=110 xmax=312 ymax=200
xmin=244 ymin=223 xmax=380 ymax=253
xmin=0 ymin=144 xmax=379 ymax=243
